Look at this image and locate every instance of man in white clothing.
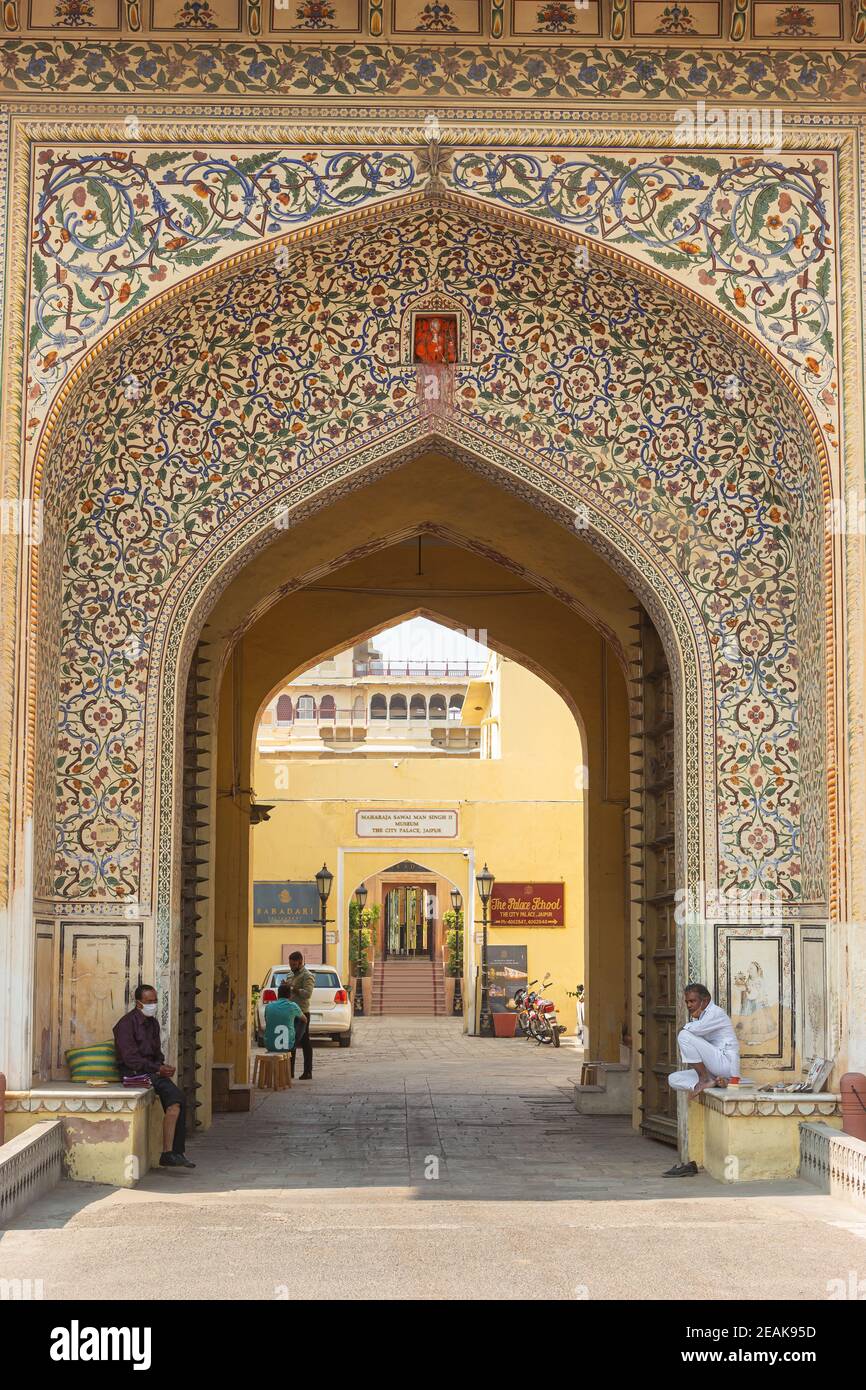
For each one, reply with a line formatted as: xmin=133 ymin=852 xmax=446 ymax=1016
xmin=668 ymin=982 xmax=740 ymax=1097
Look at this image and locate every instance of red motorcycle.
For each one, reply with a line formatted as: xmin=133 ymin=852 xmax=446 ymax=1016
xmin=528 ymin=975 xmax=564 ymax=1047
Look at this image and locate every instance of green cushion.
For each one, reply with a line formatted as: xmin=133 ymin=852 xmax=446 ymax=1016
xmin=65 ymin=1040 xmax=121 ymax=1083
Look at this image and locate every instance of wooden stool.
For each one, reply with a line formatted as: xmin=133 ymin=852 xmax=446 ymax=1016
xmin=253 ymin=1052 xmax=292 ymax=1090
xmin=580 ymin=1063 xmax=599 ymax=1086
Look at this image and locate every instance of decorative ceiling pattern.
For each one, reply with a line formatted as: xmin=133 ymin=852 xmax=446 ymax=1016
xmin=48 ymin=204 xmax=823 ymax=907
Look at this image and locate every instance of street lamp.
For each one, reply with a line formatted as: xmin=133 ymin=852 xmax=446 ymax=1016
xmin=354 ymin=883 xmax=367 ymax=1015
xmin=476 ymin=863 xmax=495 ymax=1036
xmin=450 ymin=887 xmax=463 ymax=1015
xmin=316 ymin=862 xmax=334 ymax=965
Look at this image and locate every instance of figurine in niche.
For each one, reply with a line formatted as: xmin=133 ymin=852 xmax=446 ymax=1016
xmin=413 ymin=313 xmax=458 ymax=364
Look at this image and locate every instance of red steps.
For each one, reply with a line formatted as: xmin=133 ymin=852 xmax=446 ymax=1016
xmin=371 ymin=959 xmax=445 ymax=1016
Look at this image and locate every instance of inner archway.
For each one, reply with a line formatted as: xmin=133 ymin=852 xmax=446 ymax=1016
xmin=193 ymin=454 xmax=680 ymax=1146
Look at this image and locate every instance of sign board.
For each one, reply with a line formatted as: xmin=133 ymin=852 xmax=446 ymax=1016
xmin=489 ymin=882 xmax=565 ymax=927
xmin=355 ymin=809 xmax=457 ymax=838
xmin=281 ymin=944 xmax=323 ymax=965
xmin=487 ymin=945 xmax=528 ymax=1014
xmin=254 ymin=881 xmax=320 ymax=926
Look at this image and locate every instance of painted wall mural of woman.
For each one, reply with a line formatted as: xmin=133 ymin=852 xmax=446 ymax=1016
xmin=733 ymin=960 xmax=779 ymax=1048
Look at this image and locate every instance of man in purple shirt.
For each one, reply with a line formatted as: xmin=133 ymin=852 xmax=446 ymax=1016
xmin=113 ymin=984 xmax=195 ymax=1169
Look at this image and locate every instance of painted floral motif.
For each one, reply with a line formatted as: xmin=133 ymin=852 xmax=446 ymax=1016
xmin=292 ymin=0 xmax=337 ymax=27
xmin=534 ymin=2 xmax=576 ymax=32
xmin=47 ymin=206 xmax=821 ymax=905
xmin=28 ymin=148 xmax=416 ymax=436
xmin=415 ymin=2 xmax=459 ymax=29
xmin=175 ymin=0 xmax=218 ymax=25
xmin=775 ymin=4 xmax=815 ymax=34
xmin=54 ymin=0 xmax=94 ymax=22
xmin=3 ymin=40 xmax=864 ymax=104
xmin=26 ymin=147 xmax=838 ymax=459
xmin=655 ymin=3 xmax=697 ymax=33
xmin=450 ymin=151 xmax=836 ymax=410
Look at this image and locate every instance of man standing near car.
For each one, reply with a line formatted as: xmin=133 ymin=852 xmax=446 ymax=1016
xmin=287 ymin=951 xmax=316 ymax=1080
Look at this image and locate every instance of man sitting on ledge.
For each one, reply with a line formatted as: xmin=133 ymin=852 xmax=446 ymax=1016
xmin=265 ymin=981 xmax=307 ymax=1064
xmin=113 ymin=984 xmax=195 ymax=1170
xmin=669 ymin=982 xmax=740 ymax=1097
xmin=663 ymin=982 xmax=741 ymax=1178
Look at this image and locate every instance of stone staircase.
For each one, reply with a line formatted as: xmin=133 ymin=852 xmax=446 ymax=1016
xmin=372 ymin=959 xmax=445 ymax=1016
xmin=211 ymin=1060 xmax=251 ymax=1113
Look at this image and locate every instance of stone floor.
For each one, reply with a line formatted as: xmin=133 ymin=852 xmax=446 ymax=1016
xmin=2 ymin=1018 xmax=865 ymax=1300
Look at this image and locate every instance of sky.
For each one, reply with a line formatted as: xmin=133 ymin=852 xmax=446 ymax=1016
xmin=371 ymin=617 xmax=489 ymax=663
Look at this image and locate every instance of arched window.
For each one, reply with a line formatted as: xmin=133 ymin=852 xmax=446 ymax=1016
xmin=449 ymin=693 xmax=464 ymax=721
xmin=409 ymin=694 xmax=427 ymax=721
xmin=390 ymin=694 xmax=407 ymax=720
xmin=352 ymin=695 xmax=365 ymax=723
xmin=319 ymin=695 xmax=336 ymax=721
xmin=296 ymin=695 xmax=316 ymax=720
xmin=370 ymin=694 xmax=387 ymax=720
xmin=429 ymin=694 xmax=446 ymax=721
xmin=276 ymin=694 xmax=293 ymax=725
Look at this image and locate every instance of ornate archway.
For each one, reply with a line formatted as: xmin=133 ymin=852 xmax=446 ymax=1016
xmin=27 ymin=197 xmax=830 ymax=1117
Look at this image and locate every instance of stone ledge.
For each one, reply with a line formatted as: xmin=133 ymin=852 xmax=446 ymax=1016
xmin=800 ymin=1120 xmax=866 ymax=1211
xmin=573 ymin=1061 xmax=632 ymax=1116
xmin=0 ymin=1119 xmax=63 ymax=1225
xmin=698 ymin=1088 xmax=841 ymax=1120
xmin=3 ymin=1087 xmax=162 ymax=1187
xmin=689 ymin=1091 xmax=843 ymax=1182
xmin=5 ymin=1084 xmax=156 ymax=1116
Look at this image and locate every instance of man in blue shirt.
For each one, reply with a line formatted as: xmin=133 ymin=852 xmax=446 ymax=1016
xmin=264 ymin=981 xmax=306 ymax=1062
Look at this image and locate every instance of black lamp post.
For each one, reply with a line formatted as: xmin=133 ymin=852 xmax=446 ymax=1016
xmin=476 ymin=863 xmax=495 ymax=1036
xmin=450 ymin=886 xmax=463 ymax=1015
xmin=354 ymin=883 xmax=367 ymax=1014
xmin=316 ymin=863 xmax=334 ymax=966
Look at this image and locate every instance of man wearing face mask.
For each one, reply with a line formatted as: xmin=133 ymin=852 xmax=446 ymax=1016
xmin=113 ymin=984 xmax=195 ymax=1169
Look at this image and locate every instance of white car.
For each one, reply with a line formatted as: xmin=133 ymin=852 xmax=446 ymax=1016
xmin=255 ymin=965 xmax=353 ymax=1048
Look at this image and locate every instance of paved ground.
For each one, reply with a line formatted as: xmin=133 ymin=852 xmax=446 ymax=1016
xmin=2 ymin=1018 xmax=865 ymax=1300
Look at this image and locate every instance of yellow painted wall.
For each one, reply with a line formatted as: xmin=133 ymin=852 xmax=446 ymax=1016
xmin=251 ymin=659 xmax=586 ymax=1033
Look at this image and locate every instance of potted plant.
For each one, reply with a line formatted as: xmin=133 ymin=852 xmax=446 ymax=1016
xmin=349 ymin=900 xmax=379 ymax=1014
xmin=442 ymin=907 xmax=463 ymax=1015
xmin=493 ymin=1005 xmax=519 ymax=1038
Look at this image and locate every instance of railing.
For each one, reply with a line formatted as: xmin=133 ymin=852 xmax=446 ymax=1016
xmin=0 ymin=1119 xmax=64 ymax=1226
xmin=271 ymin=708 xmax=476 ymax=728
xmin=277 ymin=707 xmax=364 ymax=726
xmin=353 ymin=660 xmax=485 ymax=678
xmin=800 ymin=1120 xmax=866 ymax=1210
